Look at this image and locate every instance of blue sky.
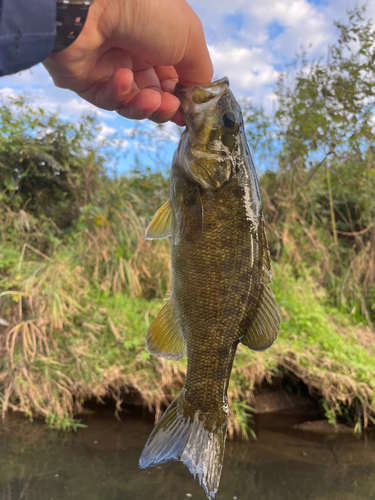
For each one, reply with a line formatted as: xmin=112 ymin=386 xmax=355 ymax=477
xmin=0 ymin=0 xmax=373 ymax=174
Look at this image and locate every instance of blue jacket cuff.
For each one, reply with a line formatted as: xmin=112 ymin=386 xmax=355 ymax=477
xmin=0 ymin=0 xmax=56 ymax=76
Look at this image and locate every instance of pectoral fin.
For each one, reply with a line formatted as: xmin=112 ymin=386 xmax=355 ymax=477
xmin=174 ymin=180 xmax=203 ymax=243
xmin=146 ymin=299 xmax=186 ymax=360
xmin=145 ymin=200 xmax=172 ymax=240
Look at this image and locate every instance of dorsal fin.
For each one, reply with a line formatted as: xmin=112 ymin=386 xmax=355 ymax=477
xmin=146 ymin=298 xmax=186 ymax=360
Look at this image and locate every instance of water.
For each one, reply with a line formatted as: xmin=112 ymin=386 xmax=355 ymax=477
xmin=1 ymin=407 xmax=375 ymax=500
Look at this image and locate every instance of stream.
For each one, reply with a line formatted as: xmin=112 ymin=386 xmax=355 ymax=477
xmin=1 ymin=406 xmax=375 ymax=500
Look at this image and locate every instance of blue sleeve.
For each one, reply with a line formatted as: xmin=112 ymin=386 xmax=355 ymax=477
xmin=0 ymin=0 xmax=56 ymax=76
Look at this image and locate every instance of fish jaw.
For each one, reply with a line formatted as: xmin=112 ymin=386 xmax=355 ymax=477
xmin=174 ymin=77 xmax=243 ymax=191
xmin=175 ymin=77 xmax=231 ymax=121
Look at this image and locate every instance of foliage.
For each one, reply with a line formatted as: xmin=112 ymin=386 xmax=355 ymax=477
xmin=241 ymin=100 xmax=278 ymax=172
xmin=1 ymin=243 xmax=374 ymax=434
xmin=260 ymin=6 xmax=375 ymax=322
xmin=0 ymin=96 xmax=110 ymax=229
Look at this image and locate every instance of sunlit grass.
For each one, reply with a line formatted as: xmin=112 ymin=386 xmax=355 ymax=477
xmin=1 ymin=230 xmax=374 ymax=434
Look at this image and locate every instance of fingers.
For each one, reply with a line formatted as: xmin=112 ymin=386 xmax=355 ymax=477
xmin=116 ymin=90 xmax=181 ymax=123
xmin=147 ymin=92 xmax=181 ymax=123
xmin=119 ymin=0 xmax=213 ymax=89
xmin=44 ymin=0 xmax=212 ymax=126
xmin=154 ymin=66 xmax=179 ymax=94
xmin=170 ymin=108 xmax=186 ymax=127
xmin=92 ymin=68 xmax=136 ymax=110
xmin=116 ymin=88 xmax=161 ymax=120
xmin=115 ymin=88 xmax=180 ymax=123
xmin=172 ymin=5 xmax=213 ymax=88
xmin=81 ymin=66 xmax=180 ymax=122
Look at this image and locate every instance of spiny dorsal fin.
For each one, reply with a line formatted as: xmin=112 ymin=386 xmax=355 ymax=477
xmin=145 ymin=200 xmax=172 ymax=240
xmin=146 ymin=299 xmax=186 ymax=360
xmin=241 ymin=281 xmax=280 ymax=352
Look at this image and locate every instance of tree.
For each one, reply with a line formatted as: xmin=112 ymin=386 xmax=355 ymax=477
xmin=0 ymin=96 xmax=108 ymax=228
xmin=267 ymin=6 xmax=375 ymax=320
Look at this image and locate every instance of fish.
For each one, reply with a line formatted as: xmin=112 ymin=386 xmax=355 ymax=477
xmin=138 ymin=77 xmax=280 ymax=499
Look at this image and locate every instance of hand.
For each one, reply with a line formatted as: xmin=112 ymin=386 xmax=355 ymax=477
xmin=43 ymin=0 xmax=213 ymax=125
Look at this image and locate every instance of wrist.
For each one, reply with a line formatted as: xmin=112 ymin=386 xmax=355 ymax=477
xmin=53 ymin=0 xmax=94 ymax=53
xmin=74 ymin=0 xmax=120 ymax=47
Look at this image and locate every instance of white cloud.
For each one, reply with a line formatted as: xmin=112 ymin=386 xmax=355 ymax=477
xmin=96 ymin=122 xmax=130 ymax=152
xmin=148 ymin=121 xmax=181 ymax=143
xmin=99 ymin=123 xmax=117 ymax=137
xmin=0 ymin=87 xmax=20 ymax=100
xmin=270 ymin=12 xmax=330 ymax=59
xmin=0 ymin=64 xmax=115 ymax=121
xmin=209 ymin=43 xmax=278 ymax=102
xmin=121 ymin=121 xmax=181 ymax=157
xmin=190 ymin=0 xmax=368 ymax=63
xmin=249 ymin=0 xmax=317 ymax=24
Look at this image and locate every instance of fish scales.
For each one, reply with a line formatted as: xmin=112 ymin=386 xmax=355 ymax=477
xmin=139 ymin=77 xmax=280 ymax=499
xmin=172 ymin=179 xmax=262 ymax=413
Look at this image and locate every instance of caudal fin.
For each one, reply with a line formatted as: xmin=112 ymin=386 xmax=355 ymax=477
xmin=139 ymin=394 xmax=228 ymax=500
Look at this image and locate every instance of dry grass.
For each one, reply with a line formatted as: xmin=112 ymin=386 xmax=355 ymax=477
xmin=261 ymin=174 xmax=375 ymax=325
xmin=1 ymin=199 xmax=375 ymax=436
xmin=1 ymin=242 xmax=375 ymax=436
xmin=79 ymin=203 xmax=170 ymax=298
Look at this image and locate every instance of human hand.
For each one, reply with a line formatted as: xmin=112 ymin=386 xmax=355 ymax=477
xmin=43 ymin=0 xmax=213 ymax=125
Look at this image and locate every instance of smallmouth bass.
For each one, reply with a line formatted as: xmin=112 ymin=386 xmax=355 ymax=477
xmin=139 ymin=77 xmax=280 ymax=499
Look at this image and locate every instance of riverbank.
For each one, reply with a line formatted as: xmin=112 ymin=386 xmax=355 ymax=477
xmin=1 ymin=258 xmax=374 ymax=435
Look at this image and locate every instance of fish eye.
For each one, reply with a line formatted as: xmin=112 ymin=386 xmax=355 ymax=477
xmin=222 ymin=111 xmax=239 ymax=130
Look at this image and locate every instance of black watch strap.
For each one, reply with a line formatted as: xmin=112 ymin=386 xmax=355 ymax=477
xmin=53 ymin=0 xmax=93 ymax=53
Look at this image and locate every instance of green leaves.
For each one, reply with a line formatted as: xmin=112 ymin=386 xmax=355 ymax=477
xmin=260 ymin=6 xmax=375 ymax=321
xmin=0 ymin=95 xmax=108 ymax=228
xmin=276 ymin=6 xmax=375 ymax=179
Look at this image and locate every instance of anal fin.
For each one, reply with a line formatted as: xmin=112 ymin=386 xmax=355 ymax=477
xmin=146 ymin=298 xmax=186 ymax=360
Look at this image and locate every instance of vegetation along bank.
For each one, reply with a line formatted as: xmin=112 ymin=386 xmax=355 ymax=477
xmin=0 ymin=8 xmax=374 ymax=434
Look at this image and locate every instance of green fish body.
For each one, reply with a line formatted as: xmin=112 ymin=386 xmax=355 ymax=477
xmin=139 ymin=77 xmax=279 ymax=499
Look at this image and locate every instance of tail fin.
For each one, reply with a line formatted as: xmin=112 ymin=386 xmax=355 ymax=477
xmin=139 ymin=393 xmax=228 ymax=500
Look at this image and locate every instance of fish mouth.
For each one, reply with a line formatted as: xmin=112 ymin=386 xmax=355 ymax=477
xmin=175 ymin=77 xmax=230 ymax=105
xmin=199 ymin=77 xmax=229 ymax=89
xmin=175 ymin=77 xmax=229 ymax=93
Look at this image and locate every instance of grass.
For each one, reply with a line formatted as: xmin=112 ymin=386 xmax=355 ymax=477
xmin=1 ymin=232 xmax=374 ymax=435
xmin=1 ymin=82 xmax=374 ymax=436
